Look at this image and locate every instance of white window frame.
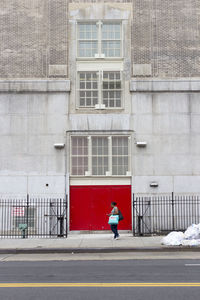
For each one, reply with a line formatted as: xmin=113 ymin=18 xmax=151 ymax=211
xmin=77 ymin=70 xmax=123 ymax=109
xmin=76 ymin=20 xmax=123 ymax=60
xmin=70 ymin=135 xmax=131 ymax=177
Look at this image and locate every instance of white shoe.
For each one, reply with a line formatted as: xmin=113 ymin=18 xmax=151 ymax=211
xmin=115 ymin=237 xmax=119 ymax=240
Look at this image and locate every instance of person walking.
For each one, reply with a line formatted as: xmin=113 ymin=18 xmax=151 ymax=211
xmin=108 ymin=202 xmax=119 ymax=240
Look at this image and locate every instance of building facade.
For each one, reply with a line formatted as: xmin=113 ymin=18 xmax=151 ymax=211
xmin=0 ymin=0 xmax=200 ymax=231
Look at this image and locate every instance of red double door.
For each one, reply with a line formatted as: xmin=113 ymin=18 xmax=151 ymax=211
xmin=70 ymin=185 xmax=132 ymax=231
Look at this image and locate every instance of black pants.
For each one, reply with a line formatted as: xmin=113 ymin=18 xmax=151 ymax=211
xmin=111 ymin=224 xmax=119 ymax=238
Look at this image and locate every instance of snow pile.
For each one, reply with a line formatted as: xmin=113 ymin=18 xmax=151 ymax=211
xmin=184 ymin=224 xmax=200 ymax=240
xmin=162 ymin=231 xmax=184 ymax=246
xmin=162 ymin=224 xmax=200 ymax=246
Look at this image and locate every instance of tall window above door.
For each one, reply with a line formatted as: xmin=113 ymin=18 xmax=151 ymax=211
xmin=71 ymin=136 xmax=131 ymax=177
xmin=77 ymin=21 xmax=122 ymax=58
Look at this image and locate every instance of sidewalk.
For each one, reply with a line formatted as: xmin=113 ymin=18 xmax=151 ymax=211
xmin=0 ymin=233 xmax=199 ymax=254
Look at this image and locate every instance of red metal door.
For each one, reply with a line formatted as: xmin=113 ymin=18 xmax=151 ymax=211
xmin=70 ymin=185 xmax=132 ymax=230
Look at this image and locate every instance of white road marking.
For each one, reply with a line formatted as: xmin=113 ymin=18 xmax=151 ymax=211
xmin=185 ymin=264 xmax=200 ymax=266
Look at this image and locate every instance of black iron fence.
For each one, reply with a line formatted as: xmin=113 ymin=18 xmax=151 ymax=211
xmin=0 ymin=195 xmax=68 ymax=238
xmin=133 ymin=193 xmax=200 ymax=236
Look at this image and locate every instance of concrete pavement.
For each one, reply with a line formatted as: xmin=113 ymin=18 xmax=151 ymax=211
xmin=0 ymin=233 xmax=199 ymax=254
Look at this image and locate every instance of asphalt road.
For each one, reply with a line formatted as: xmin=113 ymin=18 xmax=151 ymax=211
xmin=0 ymin=259 xmax=200 ymax=300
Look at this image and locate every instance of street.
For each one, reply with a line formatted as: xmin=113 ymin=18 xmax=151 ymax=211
xmin=0 ymin=254 xmax=200 ymax=300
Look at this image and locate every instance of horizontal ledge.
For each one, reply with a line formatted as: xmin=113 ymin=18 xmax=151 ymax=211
xmin=0 ymin=80 xmax=70 ymax=92
xmin=130 ymin=78 xmax=200 ymax=92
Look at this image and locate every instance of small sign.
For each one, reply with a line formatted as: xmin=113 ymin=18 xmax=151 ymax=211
xmin=12 ymin=207 xmax=25 ymax=217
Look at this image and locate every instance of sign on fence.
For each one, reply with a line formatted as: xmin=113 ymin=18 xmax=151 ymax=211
xmin=12 ymin=207 xmax=25 ymax=217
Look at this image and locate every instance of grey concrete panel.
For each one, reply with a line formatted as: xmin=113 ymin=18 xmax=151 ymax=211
xmin=28 ymin=94 xmax=48 ymax=114
xmin=174 ymin=176 xmax=200 ymax=193
xmin=47 ymin=94 xmax=68 ymax=115
xmin=191 ymin=156 xmax=200 ymax=175
xmin=131 ymin=94 xmax=152 ymax=114
xmin=9 ymin=94 xmax=28 ymax=114
xmin=0 ymin=95 xmax=9 ymax=113
xmin=154 ymin=155 xmax=192 ymax=176
xmin=28 ymin=116 xmax=47 ymax=135
xmin=133 ymin=115 xmax=152 ymax=134
xmin=133 ymin=176 xmax=173 ymax=194
xmin=46 ymin=155 xmax=66 ymax=174
xmin=0 ymin=136 xmax=27 ymax=156
xmin=133 ymin=155 xmax=154 ymax=176
xmin=190 ymin=94 xmax=200 ymax=113
xmin=46 ymin=115 xmax=67 ymax=134
xmin=0 ymin=176 xmax=27 ymax=194
xmin=152 ymin=94 xmax=189 ymax=114
xmin=153 ymin=115 xmax=190 ymax=135
xmin=0 ymin=116 xmax=11 ymax=135
xmin=191 ymin=115 xmax=200 ymax=133
xmin=27 ymin=135 xmax=65 ymax=156
xmin=28 ymin=175 xmax=65 ymax=195
xmin=10 ymin=116 xmax=28 ymax=135
xmin=190 ymin=135 xmax=200 ymax=155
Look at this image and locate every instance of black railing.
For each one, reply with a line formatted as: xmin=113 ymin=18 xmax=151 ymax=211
xmin=0 ymin=195 xmax=68 ymax=238
xmin=133 ymin=193 xmax=200 ymax=236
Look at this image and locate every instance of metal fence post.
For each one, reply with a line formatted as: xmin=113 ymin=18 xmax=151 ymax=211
xmin=26 ymin=194 xmax=29 ymax=238
xmin=65 ymin=194 xmax=68 ymax=238
xmin=132 ymin=193 xmax=135 ymax=236
xmin=172 ymin=192 xmax=175 ymax=231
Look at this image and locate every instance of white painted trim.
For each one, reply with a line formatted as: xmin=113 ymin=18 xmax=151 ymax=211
xmin=70 ymin=177 xmax=131 ymax=186
xmin=77 ymin=61 xmax=123 ymax=72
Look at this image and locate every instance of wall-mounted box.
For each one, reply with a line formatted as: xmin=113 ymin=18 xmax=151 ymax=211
xmin=150 ymin=182 xmax=159 ymax=187
xmin=136 ymin=141 xmax=147 ymax=147
xmin=54 ymin=143 xmax=65 ymax=149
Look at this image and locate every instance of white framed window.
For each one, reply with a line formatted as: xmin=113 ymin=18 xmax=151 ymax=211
xmin=78 ymin=23 xmax=98 ymax=58
xmin=77 ymin=21 xmax=122 ymax=58
xmin=102 ymin=23 xmax=121 ymax=57
xmin=102 ymin=71 xmax=122 ymax=108
xmin=71 ymin=137 xmax=88 ymax=175
xmin=79 ymin=72 xmax=98 ymax=107
xmin=92 ymin=137 xmax=109 ymax=175
xmin=78 ymin=71 xmax=122 ymax=108
xmin=71 ymin=135 xmax=130 ymax=176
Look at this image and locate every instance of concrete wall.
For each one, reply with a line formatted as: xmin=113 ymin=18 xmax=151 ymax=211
xmin=131 ymin=79 xmax=200 ymax=194
xmin=0 ymin=80 xmax=70 ymax=196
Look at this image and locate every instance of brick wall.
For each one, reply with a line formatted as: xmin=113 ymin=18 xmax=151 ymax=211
xmin=0 ymin=0 xmax=68 ymax=79
xmin=132 ymin=0 xmax=200 ymax=77
xmin=0 ymin=0 xmax=200 ymax=78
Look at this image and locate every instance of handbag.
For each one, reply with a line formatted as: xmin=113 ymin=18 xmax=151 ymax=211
xmin=118 ymin=210 xmax=124 ymax=221
xmin=108 ymin=215 xmax=119 ymax=225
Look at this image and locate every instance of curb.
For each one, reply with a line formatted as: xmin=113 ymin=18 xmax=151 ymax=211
xmin=0 ymin=247 xmax=200 ymax=254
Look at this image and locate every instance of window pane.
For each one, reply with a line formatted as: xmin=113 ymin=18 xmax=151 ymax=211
xmin=92 ymin=137 xmax=108 ymax=175
xmin=78 ymin=23 xmax=98 ymax=57
xmin=112 ymin=137 xmax=129 ymax=175
xmin=71 ymin=137 xmax=88 ymax=175
xmin=78 ymin=41 xmax=98 ymax=57
xmin=79 ymin=72 xmax=98 ymax=107
xmin=102 ymin=23 xmax=121 ymax=57
xmin=102 ymin=41 xmax=121 ymax=57
xmin=78 ymin=23 xmax=98 ymax=40
xmin=102 ymin=72 xmax=122 ymax=108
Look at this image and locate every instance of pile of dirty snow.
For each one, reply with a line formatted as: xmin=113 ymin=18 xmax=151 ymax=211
xmin=162 ymin=224 xmax=200 ymax=246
